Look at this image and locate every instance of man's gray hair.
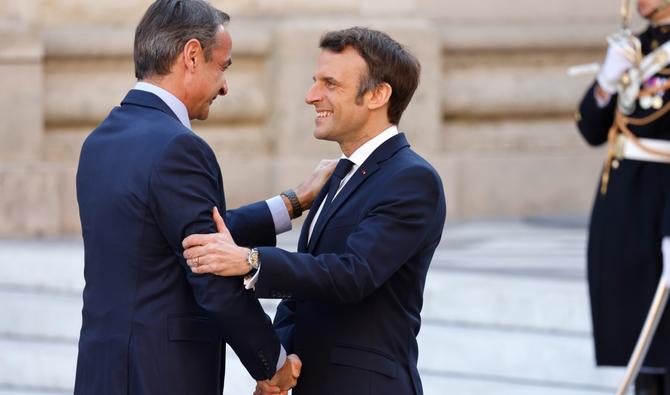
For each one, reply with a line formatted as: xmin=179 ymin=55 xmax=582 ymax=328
xmin=134 ymin=0 xmax=230 ymax=80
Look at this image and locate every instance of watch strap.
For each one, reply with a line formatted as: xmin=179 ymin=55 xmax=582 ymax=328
xmin=280 ymin=189 xmax=303 ymax=218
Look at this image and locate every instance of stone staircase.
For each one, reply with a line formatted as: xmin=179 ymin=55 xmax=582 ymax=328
xmin=0 ymin=220 xmax=626 ymax=394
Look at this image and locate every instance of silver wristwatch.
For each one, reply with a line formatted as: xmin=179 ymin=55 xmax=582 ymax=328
xmin=246 ymin=248 xmax=260 ymax=276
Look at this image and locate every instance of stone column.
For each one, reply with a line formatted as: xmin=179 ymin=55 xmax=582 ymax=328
xmin=0 ymin=2 xmax=42 ymax=164
xmin=0 ymin=1 xmax=58 ymax=236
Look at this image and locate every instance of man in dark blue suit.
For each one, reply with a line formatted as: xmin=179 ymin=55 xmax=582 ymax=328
xmin=184 ymin=27 xmax=447 ymax=395
xmin=74 ymin=1 xmax=334 ymax=394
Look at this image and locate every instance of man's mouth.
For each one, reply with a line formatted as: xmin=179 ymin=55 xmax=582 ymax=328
xmin=316 ymin=111 xmax=333 ymax=118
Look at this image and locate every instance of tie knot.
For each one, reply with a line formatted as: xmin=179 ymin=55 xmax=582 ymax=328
xmin=333 ymin=158 xmax=354 ymax=179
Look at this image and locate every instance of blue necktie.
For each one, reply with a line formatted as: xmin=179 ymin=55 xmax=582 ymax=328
xmin=325 ymin=158 xmax=354 ymax=206
xmin=307 ymin=158 xmax=354 ymax=249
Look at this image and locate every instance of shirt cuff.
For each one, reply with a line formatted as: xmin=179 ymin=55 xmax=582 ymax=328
xmin=244 ymin=265 xmax=260 ymax=290
xmin=266 ymin=196 xmax=292 ymax=235
xmin=276 ymin=344 xmax=287 ymax=372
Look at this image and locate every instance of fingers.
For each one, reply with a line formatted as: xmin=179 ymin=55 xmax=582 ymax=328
xmin=182 ymin=233 xmax=216 ymax=249
xmin=212 ymin=206 xmax=231 ymax=236
xmin=186 ymin=254 xmax=212 ymax=270
xmin=270 ymin=353 xmax=301 ymax=390
xmin=183 ymin=245 xmax=208 ymax=261
xmin=287 ymin=353 xmax=302 ymax=379
xmin=255 ymin=380 xmax=283 ymax=395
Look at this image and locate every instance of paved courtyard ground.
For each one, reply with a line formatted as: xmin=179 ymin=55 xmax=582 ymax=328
xmin=0 ymin=219 xmax=628 ymax=394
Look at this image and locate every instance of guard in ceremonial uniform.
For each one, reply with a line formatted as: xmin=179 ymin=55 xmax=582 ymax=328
xmin=577 ymin=1 xmax=670 ymax=393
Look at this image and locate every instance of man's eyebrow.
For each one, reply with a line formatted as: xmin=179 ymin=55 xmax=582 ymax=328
xmin=314 ymin=76 xmax=338 ymax=85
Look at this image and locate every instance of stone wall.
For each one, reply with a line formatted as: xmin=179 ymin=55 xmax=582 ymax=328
xmin=1 ymin=0 xmax=629 ymax=236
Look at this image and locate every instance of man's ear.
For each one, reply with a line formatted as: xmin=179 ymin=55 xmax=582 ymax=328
xmin=182 ymin=38 xmax=202 ymax=72
xmin=367 ymin=82 xmax=392 ymax=111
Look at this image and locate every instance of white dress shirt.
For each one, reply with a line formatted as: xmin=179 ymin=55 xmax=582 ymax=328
xmin=245 ymin=125 xmax=399 ymax=292
xmin=308 ymin=125 xmax=399 ymax=241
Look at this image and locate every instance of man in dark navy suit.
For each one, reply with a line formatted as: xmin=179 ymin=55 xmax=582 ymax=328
xmin=74 ymin=1 xmax=335 ymax=394
xmin=184 ymin=27 xmax=447 ymax=395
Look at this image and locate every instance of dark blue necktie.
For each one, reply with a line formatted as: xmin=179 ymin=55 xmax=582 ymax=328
xmin=325 ymin=158 xmax=354 ymax=206
xmin=307 ymin=158 xmax=354 ymax=248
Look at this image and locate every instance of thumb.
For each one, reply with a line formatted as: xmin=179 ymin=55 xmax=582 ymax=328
xmin=288 ymin=354 xmax=302 ymax=378
xmin=212 ymin=206 xmax=230 ymax=236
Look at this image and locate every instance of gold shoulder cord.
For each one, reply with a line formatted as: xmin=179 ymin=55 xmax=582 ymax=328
xmin=601 ymin=81 xmax=670 ymax=194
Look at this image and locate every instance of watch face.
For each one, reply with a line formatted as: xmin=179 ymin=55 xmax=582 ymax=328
xmin=248 ymin=248 xmax=260 ymax=270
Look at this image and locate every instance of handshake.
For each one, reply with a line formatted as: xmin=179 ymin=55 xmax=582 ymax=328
xmin=255 ymin=354 xmax=302 ymax=395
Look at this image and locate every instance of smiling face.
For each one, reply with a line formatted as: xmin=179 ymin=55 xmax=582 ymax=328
xmin=184 ymin=26 xmax=232 ymax=121
xmin=304 ymin=47 xmax=373 ymax=148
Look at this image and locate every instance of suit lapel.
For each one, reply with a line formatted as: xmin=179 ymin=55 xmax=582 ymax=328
xmin=298 ymin=180 xmax=331 ymax=252
xmin=307 ymin=133 xmax=410 ymax=253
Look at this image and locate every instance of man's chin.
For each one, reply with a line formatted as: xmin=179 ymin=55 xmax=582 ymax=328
xmin=196 ymin=111 xmax=209 ymax=121
xmin=313 ymin=128 xmax=331 ymax=141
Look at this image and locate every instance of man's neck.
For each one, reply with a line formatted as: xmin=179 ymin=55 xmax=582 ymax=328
xmin=339 ymin=122 xmax=393 ymax=157
xmin=142 ymin=76 xmax=185 ymax=103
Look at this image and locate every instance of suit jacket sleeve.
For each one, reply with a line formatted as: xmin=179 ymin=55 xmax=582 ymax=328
xmin=148 ymin=132 xmax=280 ymax=380
xmin=272 ymin=300 xmax=296 ymax=353
xmin=255 ymin=165 xmax=446 ymax=303
xmin=225 ymin=202 xmax=276 ymax=247
xmin=577 ymin=82 xmax=617 ymax=146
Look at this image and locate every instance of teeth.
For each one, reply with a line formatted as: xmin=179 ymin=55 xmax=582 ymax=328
xmin=317 ymin=111 xmax=332 ymax=118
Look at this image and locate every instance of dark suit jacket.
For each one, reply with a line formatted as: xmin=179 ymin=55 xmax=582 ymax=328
xmin=74 ymin=89 xmax=281 ymax=395
xmin=255 ymin=134 xmax=446 ymax=395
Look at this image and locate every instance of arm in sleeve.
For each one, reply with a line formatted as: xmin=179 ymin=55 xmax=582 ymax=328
xmin=272 ymin=300 xmax=296 ymax=353
xmin=255 ymin=165 xmax=446 ymax=303
xmin=224 ymin=200 xmax=277 ymax=247
xmin=577 ymin=82 xmax=617 ymax=146
xmin=149 ymin=132 xmax=280 ymax=380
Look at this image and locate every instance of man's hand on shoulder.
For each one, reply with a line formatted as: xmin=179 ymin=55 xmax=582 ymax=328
xmin=255 ymin=353 xmax=301 ymax=395
xmin=292 ymin=159 xmax=338 ymax=212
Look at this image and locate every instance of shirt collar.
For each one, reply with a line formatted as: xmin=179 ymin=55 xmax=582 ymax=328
xmin=134 ymin=81 xmax=191 ymax=130
xmin=345 ymin=125 xmax=399 ymax=166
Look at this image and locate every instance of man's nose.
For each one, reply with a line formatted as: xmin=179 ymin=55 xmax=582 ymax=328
xmin=305 ymin=83 xmax=320 ymax=105
xmin=220 ymin=79 xmax=228 ymax=96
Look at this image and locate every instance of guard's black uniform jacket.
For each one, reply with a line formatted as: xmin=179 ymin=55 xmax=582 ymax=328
xmin=577 ymin=24 xmax=670 ymax=367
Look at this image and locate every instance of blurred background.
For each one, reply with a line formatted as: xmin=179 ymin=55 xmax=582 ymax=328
xmin=0 ymin=0 xmax=644 ymax=394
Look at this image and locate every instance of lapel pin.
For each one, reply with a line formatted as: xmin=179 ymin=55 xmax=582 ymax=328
xmin=361 ymin=169 xmax=367 ymax=176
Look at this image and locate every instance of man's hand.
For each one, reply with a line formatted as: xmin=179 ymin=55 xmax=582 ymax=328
xmin=292 ymin=159 xmax=338 ymax=211
xmin=253 ymin=381 xmax=285 ymax=395
xmin=254 ymin=354 xmax=302 ymax=395
xmin=182 ymin=207 xmax=250 ymax=276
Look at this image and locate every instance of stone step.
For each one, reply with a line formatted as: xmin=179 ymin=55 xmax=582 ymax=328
xmin=0 ymin=340 xmax=76 ymax=391
xmin=0 ymin=390 xmax=69 ymax=395
xmin=0 ymin=240 xmax=84 ymax=295
xmin=421 ymin=374 xmax=616 ymax=395
xmin=0 ymin=318 xmax=619 ymax=392
xmin=418 ymin=324 xmax=622 ymax=389
xmin=426 ymin=271 xmax=591 ymax=333
xmin=0 ymin=267 xmax=590 ymax=342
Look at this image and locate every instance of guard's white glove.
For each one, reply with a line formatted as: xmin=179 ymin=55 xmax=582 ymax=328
xmin=596 ymin=36 xmax=637 ymax=94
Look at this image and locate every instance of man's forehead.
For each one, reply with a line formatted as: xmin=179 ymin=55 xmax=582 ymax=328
xmin=316 ymin=48 xmax=366 ymax=75
xmin=208 ymin=25 xmax=231 ymax=49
